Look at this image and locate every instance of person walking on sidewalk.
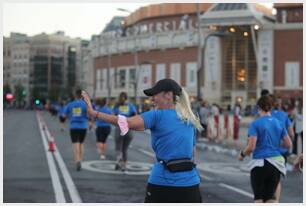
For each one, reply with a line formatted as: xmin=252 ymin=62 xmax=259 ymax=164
xmin=199 ymin=100 xmax=210 ymax=138
xmin=64 ymin=89 xmax=92 ymax=171
xmin=82 ymin=78 xmax=203 ymax=203
xmin=113 ymin=92 xmax=137 ymax=171
xmin=233 ymin=102 xmax=241 ymax=146
xmin=95 ymin=98 xmax=112 ymax=160
xmin=238 ymin=95 xmax=292 ymax=203
xmin=293 ymin=104 xmax=303 ymax=155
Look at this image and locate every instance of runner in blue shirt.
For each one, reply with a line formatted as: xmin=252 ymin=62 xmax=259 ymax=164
xmin=58 ymin=100 xmax=67 ymax=131
xmin=270 ymin=96 xmax=294 ymax=159
xmin=82 ymin=78 xmax=203 ymax=202
xmin=238 ymin=95 xmax=292 ymax=203
xmin=95 ymin=98 xmax=112 ymax=160
xmin=270 ymin=95 xmax=294 ymax=202
xmin=64 ymin=89 xmax=92 ymax=171
xmin=113 ymin=92 xmax=137 ymax=171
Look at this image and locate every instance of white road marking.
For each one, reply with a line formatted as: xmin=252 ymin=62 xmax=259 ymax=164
xmin=135 ymin=147 xmax=155 ymax=158
xmin=219 ymin=183 xmax=253 ymax=198
xmin=36 ymin=112 xmax=66 ymax=203
xmin=38 ymin=112 xmax=82 ymax=203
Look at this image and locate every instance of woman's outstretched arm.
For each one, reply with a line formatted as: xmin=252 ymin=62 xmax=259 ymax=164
xmin=82 ymin=91 xmax=145 ymax=131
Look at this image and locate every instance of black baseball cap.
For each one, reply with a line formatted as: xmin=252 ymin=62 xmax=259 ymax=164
xmin=143 ymin=78 xmax=182 ymax=96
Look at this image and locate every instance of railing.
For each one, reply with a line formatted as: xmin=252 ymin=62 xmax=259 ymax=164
xmin=91 ymin=29 xmax=200 ymax=57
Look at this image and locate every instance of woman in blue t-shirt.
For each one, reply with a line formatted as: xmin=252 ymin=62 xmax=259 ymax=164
xmin=113 ymin=92 xmax=137 ymax=171
xmin=64 ymin=89 xmax=92 ymax=171
xmin=238 ymin=95 xmax=292 ymax=203
xmin=82 ymin=78 xmax=203 ymax=203
xmin=95 ymin=98 xmax=112 ymax=160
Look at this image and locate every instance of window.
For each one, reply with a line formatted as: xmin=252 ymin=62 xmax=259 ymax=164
xmin=186 ymin=62 xmax=197 ymax=87
xmin=129 ymin=68 xmax=136 ymax=88
xmin=156 ymin=64 xmax=165 ymax=82
xmin=170 ymin=63 xmax=181 ymax=83
xmin=102 ymin=69 xmax=107 ymax=90
xmin=119 ymin=70 xmax=126 ymax=88
xmin=285 ymin=62 xmax=299 ymax=88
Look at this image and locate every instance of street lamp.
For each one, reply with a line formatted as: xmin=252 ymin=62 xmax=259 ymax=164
xmin=117 ymin=8 xmax=132 ymax=13
xmin=197 ymin=31 xmax=229 ymax=100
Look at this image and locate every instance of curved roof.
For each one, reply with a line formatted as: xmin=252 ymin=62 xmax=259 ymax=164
xmin=200 ymin=3 xmax=274 ymax=26
xmin=124 ymin=3 xmax=213 ymax=26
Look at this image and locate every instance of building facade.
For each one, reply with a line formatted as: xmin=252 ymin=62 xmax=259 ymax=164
xmin=92 ymin=3 xmax=303 ymax=107
xmin=3 ymin=33 xmax=31 ymax=105
xmin=3 ymin=31 xmax=83 ymax=105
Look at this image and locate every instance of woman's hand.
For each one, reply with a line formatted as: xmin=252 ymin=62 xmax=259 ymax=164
xmin=237 ymin=150 xmax=245 ymax=161
xmin=237 ymin=154 xmax=244 ymax=161
xmin=82 ymin=91 xmax=95 ymax=116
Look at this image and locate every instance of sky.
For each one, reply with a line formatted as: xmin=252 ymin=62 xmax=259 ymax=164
xmin=3 ymin=2 xmax=274 ymax=40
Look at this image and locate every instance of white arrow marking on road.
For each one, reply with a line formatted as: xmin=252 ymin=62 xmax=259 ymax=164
xmin=41 ymin=112 xmax=82 ymax=203
xmin=36 ymin=112 xmax=66 ymax=203
xmin=219 ymin=183 xmax=253 ymax=198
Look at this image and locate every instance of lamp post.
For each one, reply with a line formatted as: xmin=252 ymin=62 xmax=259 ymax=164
xmin=117 ymin=7 xmax=140 ymax=104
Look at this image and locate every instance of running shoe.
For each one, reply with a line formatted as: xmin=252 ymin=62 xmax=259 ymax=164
xmin=121 ymin=164 xmax=126 ymax=172
xmin=76 ymin=162 xmax=82 ymax=171
xmin=114 ymin=163 xmax=120 ymax=170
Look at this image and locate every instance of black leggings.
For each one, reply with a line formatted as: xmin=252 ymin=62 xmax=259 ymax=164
xmin=144 ymin=183 xmax=202 ymax=203
xmin=114 ymin=128 xmax=133 ymax=162
xmin=250 ymin=160 xmax=280 ymax=201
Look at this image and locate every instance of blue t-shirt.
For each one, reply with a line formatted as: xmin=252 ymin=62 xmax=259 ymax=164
xmin=141 ymin=109 xmax=200 ymax=187
xmin=95 ymin=106 xmax=112 ymax=127
xmin=248 ymin=115 xmax=288 ymax=159
xmin=113 ymin=102 xmax=137 ymax=117
xmin=271 ymin=109 xmax=293 ymax=154
xmin=59 ymin=105 xmax=66 ymax=117
xmin=64 ymin=99 xmax=88 ymax=129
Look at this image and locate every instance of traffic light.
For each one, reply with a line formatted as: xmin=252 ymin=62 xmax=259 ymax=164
xmin=22 ymin=90 xmax=27 ymax=96
xmin=6 ymin=93 xmax=14 ymax=101
xmin=35 ymin=99 xmax=40 ymax=105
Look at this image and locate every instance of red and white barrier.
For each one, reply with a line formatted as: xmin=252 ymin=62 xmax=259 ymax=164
xmin=206 ymin=114 xmax=239 ymax=143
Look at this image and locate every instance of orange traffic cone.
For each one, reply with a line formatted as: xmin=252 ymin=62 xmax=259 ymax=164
xmin=48 ymin=136 xmax=56 ymax=152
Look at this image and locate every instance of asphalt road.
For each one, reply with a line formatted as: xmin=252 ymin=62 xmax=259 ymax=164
xmin=3 ymin=109 xmax=303 ymax=203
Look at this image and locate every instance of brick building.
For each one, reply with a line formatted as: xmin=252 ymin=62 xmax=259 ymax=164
xmin=91 ymin=3 xmax=303 ymax=107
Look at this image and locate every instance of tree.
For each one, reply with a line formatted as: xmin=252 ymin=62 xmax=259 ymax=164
xmin=4 ymin=83 xmax=12 ymax=95
xmin=14 ymin=83 xmax=26 ymax=108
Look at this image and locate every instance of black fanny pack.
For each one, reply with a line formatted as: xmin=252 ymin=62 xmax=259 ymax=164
xmin=158 ymin=158 xmax=196 ymax=172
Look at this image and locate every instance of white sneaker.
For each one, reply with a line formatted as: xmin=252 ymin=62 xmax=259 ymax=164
xmin=100 ymin=155 xmax=106 ymax=160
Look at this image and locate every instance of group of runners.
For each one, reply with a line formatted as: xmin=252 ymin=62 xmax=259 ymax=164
xmin=57 ymin=89 xmax=136 ymax=172
xmin=51 ymin=79 xmax=302 ymax=203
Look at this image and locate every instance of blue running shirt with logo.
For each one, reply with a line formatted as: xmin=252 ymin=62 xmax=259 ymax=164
xmin=113 ymin=102 xmax=137 ymax=117
xmin=64 ymin=100 xmax=88 ymax=129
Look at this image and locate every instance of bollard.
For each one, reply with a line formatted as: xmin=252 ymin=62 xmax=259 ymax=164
xmin=48 ymin=135 xmax=56 ymax=152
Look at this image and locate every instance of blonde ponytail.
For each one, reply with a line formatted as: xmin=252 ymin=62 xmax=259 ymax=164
xmin=175 ymin=88 xmax=203 ymax=131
